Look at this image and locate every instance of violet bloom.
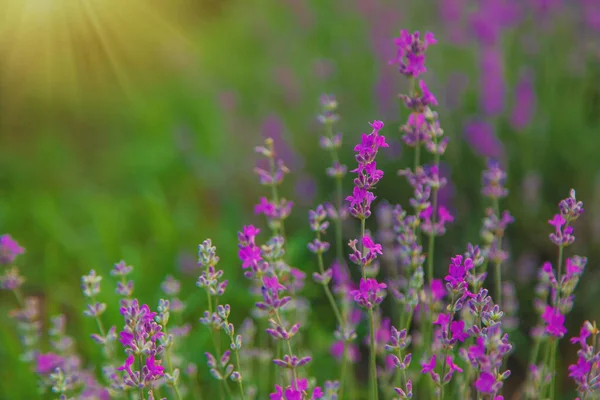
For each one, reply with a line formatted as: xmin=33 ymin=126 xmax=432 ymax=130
xmin=541 ymin=306 xmax=567 ymax=338
xmin=510 ymin=69 xmax=536 ymax=130
xmin=568 ymin=321 xmax=599 ymax=397
xmin=390 ymin=30 xmax=437 ymax=78
xmin=117 ymin=300 xmax=165 ymax=388
xmin=270 ymin=377 xmax=323 ymax=400
xmin=475 ymin=371 xmax=496 ymax=394
xmin=481 ymin=159 xmax=509 ymax=200
xmin=346 ymin=120 xmax=388 ymax=219
xmin=464 ymin=121 xmax=504 ymax=161
xmin=36 ymin=352 xmax=65 ymax=374
xmin=351 ymin=278 xmax=387 ymax=309
xmin=479 ymin=47 xmax=506 ymax=116
xmin=0 ymin=234 xmax=24 ymax=265
xmin=420 ymin=205 xmax=454 ymax=236
xmin=330 ymin=340 xmax=359 ymax=363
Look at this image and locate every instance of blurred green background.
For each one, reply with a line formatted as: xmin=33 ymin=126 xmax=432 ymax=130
xmin=1 ymin=0 xmax=599 ymax=398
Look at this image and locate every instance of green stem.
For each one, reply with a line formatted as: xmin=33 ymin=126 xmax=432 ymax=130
xmin=138 ymin=356 xmax=146 ymax=400
xmin=274 ymin=310 xmax=299 ymax=386
xmin=368 ymin=309 xmax=379 ymax=400
xmin=324 ymin=119 xmax=345 ymax=266
xmin=267 ymin=142 xmax=285 ymax=239
xmin=339 ymin=342 xmax=348 ymax=400
xmin=360 ymin=218 xmax=366 ymax=279
xmin=548 ymin=244 xmax=565 ymax=399
xmin=12 ymin=288 xmax=24 ymax=308
xmin=492 ymin=198 xmax=503 ymax=306
xmin=439 ymin=348 xmax=450 ymax=400
xmin=582 ymin=332 xmax=598 ymax=400
xmin=163 ymin=327 xmax=183 ymax=400
xmin=540 ymin=339 xmax=552 ymax=398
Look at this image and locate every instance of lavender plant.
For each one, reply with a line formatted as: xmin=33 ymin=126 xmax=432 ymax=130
xmin=1 ymin=25 xmax=596 ymax=400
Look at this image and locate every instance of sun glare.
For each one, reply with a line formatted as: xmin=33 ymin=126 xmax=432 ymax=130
xmin=0 ymin=0 xmax=195 ymax=111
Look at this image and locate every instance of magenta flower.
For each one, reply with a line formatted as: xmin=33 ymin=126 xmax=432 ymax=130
xmin=146 ymin=355 xmax=165 ymax=379
xmin=421 ymin=355 xmax=437 ymax=374
xmin=390 ymin=30 xmax=437 ymax=78
xmin=0 ymin=234 xmax=25 ymax=264
xmin=447 ymin=356 xmax=463 ymax=373
xmin=362 ymin=235 xmax=383 ymax=256
xmin=542 ymin=306 xmax=567 ymax=337
xmin=238 ymin=246 xmax=262 ymax=269
xmin=475 ymin=371 xmax=496 ymax=394
xmin=430 ymin=279 xmax=446 ymax=301
xmin=510 ymin=69 xmax=536 ymax=130
xmin=330 ymin=340 xmax=360 ymax=363
xmin=351 ymin=278 xmax=387 ymax=309
xmin=36 ymin=352 xmax=64 ymax=374
xmin=450 ymin=320 xmax=469 ymax=342
xmin=347 ymin=120 xmax=387 ymax=220
xmin=117 ymin=354 xmax=135 ymax=376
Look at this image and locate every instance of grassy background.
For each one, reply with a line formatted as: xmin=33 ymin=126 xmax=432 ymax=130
xmin=1 ymin=0 xmax=599 ymax=398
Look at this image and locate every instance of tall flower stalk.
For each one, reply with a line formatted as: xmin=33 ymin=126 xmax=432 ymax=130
xmin=480 ymin=160 xmax=512 ymax=305
xmin=309 ymin=205 xmax=349 ymax=395
xmin=347 ymin=119 xmax=388 ymax=400
xmin=197 ymin=239 xmax=234 ymax=399
xmin=318 ymin=94 xmax=347 ymax=265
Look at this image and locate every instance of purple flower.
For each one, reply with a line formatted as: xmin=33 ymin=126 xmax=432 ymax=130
xmin=0 ymin=234 xmax=25 ymax=264
xmin=465 ymin=121 xmax=504 ymax=160
xmin=330 ymin=340 xmax=359 ymax=363
xmin=421 ymin=354 xmax=437 ymax=374
xmin=542 ymin=306 xmax=567 ymax=338
xmin=479 ymin=47 xmax=506 ymax=116
xmin=510 ymin=69 xmax=536 ymax=130
xmin=390 ymin=30 xmax=437 ymax=78
xmin=347 ymin=120 xmax=387 ymax=219
xmin=36 ymin=352 xmax=64 ymax=374
xmin=450 ymin=320 xmax=469 ymax=342
xmin=481 ymin=159 xmax=509 ymax=199
xmin=351 ymin=278 xmax=387 ymax=309
xmin=475 ymin=371 xmax=496 ymax=394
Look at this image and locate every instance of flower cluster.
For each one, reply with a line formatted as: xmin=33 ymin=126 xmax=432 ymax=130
xmin=0 ymin=234 xmax=25 ymax=292
xmin=346 ymin=120 xmax=388 ymax=220
xmin=569 ymin=321 xmax=600 ymax=398
xmin=255 ymin=138 xmax=294 ymax=231
xmin=462 ymin=289 xmax=512 ymax=397
xmin=117 ymin=300 xmax=165 ymax=390
xmin=390 ymin=30 xmax=437 ymax=78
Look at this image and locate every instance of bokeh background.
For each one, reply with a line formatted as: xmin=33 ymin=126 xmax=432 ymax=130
xmin=1 ymin=0 xmax=599 ymax=398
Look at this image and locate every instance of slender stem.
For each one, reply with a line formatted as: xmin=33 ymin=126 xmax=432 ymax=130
xmin=339 ymin=342 xmax=348 ymax=400
xmin=233 ymin=348 xmax=246 ymax=399
xmin=324 ymin=119 xmax=345 ymax=266
xmin=12 ymin=288 xmax=25 ymax=308
xmin=549 ymin=340 xmax=557 ymax=400
xmin=162 ymin=326 xmax=183 ymax=400
xmin=138 ymin=356 xmax=146 ymax=400
xmin=267 ymin=144 xmax=285 ymax=239
xmin=439 ymin=348 xmax=450 ymax=400
xmin=223 ymin=377 xmax=233 ymax=398
xmin=492 ymin=198 xmax=503 ymax=305
xmin=316 ymin=232 xmax=345 ymax=327
xmin=360 ymin=218 xmax=366 ymax=279
xmin=540 ymin=339 xmax=552 ymax=398
xmin=582 ymin=332 xmax=598 ymax=400
xmin=274 ymin=310 xmax=299 ymax=386
xmin=548 ymin=243 xmax=565 ymax=399
xmin=368 ymin=309 xmax=379 ymax=400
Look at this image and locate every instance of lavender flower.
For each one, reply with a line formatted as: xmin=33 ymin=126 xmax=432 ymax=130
xmin=0 ymin=234 xmax=25 ymax=265
xmin=390 ymin=30 xmax=437 ymax=78
xmin=117 ymin=300 xmax=165 ymax=394
xmin=254 ymin=138 xmax=293 ymax=234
